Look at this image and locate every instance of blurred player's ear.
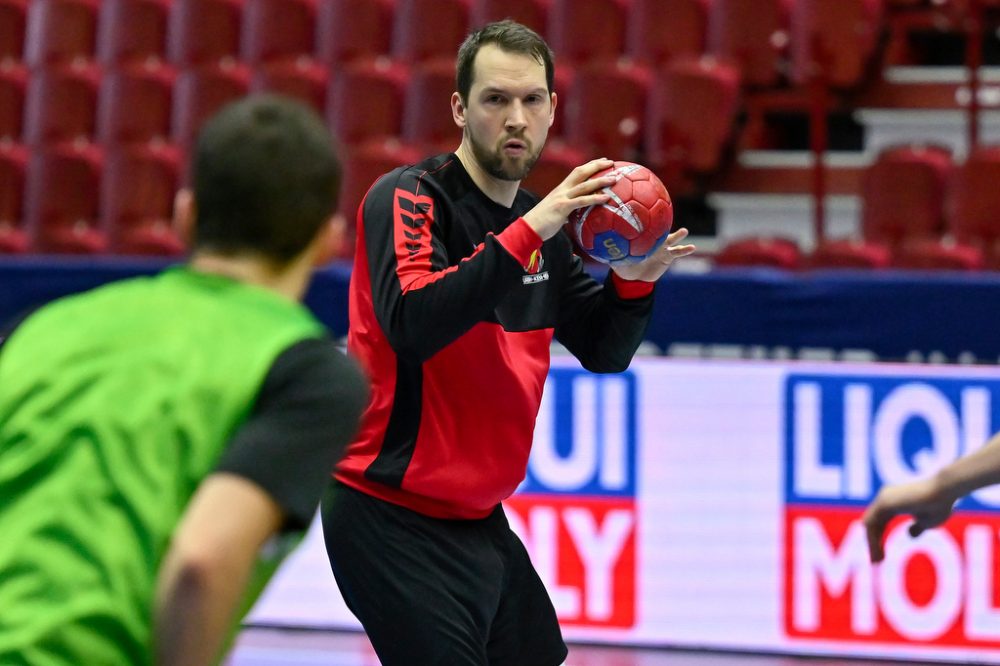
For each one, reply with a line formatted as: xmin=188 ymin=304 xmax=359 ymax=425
xmin=173 ymin=189 xmax=196 ymax=248
xmin=549 ymin=91 xmax=557 ymax=128
xmin=312 ymin=213 xmax=346 ymax=266
xmin=451 ymin=92 xmax=467 ymax=129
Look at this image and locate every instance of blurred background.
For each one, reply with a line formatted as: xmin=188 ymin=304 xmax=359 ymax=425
xmin=5 ymin=1 xmax=1000 ymax=664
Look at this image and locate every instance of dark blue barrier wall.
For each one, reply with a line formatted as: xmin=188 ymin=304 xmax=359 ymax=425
xmin=2 ymin=258 xmax=999 ymax=361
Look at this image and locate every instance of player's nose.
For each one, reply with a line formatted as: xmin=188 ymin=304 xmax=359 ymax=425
xmin=505 ymin=100 xmax=528 ymax=130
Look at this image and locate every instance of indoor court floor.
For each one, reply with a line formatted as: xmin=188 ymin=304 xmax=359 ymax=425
xmin=226 ymin=627 xmax=951 ymax=666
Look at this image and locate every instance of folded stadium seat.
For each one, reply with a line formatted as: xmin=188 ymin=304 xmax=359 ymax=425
xmin=401 ymin=58 xmax=463 ymax=154
xmin=520 ymin=140 xmax=588 ymax=200
xmin=563 ymin=59 xmax=650 ymax=162
xmin=644 ymin=55 xmax=741 ymax=181
xmin=250 ymin=59 xmax=329 ymax=113
xmin=806 ymin=238 xmax=892 ymax=268
xmin=24 ymin=143 xmax=106 ymax=254
xmin=468 ymin=0 xmax=548 ymax=34
xmin=167 ymin=0 xmax=244 ymax=67
xmin=0 ymin=143 xmax=28 ymax=253
xmin=0 ymin=0 xmax=27 ymax=63
xmin=170 ymin=62 xmax=251 ymax=155
xmin=96 ymin=62 xmax=176 ymax=145
xmin=945 ymin=145 xmax=1000 ymax=269
xmin=391 ymin=0 xmax=470 ymax=63
xmin=241 ymin=0 xmax=317 ymax=65
xmin=706 ymin=0 xmax=792 ymax=88
xmin=23 ymin=0 xmax=98 ymax=67
xmin=0 ymin=62 xmax=27 ymax=143
xmin=548 ymin=62 xmax=575 ymax=142
xmin=713 ymin=236 xmax=802 ymax=269
xmin=809 ymin=144 xmax=952 ymax=269
xmin=788 ymin=0 xmax=884 ymax=90
xmin=863 ymin=143 xmax=952 ymax=246
xmin=315 ymin=0 xmax=394 ymax=67
xmin=102 ymin=143 xmax=184 ymax=256
xmin=892 ymin=238 xmax=983 ymax=271
xmin=338 ymin=138 xmax=423 ymax=257
xmin=96 ymin=0 xmax=170 ymax=66
xmin=22 ymin=61 xmax=101 ymax=146
xmin=626 ymin=0 xmax=709 ymax=68
xmin=546 ymin=0 xmax=629 ymax=65
xmin=325 ymin=57 xmax=408 ymax=146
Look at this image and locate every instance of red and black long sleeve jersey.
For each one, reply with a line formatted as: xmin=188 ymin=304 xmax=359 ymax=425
xmin=336 ymin=153 xmax=656 ymax=519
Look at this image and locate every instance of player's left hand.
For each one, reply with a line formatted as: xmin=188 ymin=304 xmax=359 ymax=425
xmin=861 ymin=478 xmax=957 ymax=563
xmin=610 ymin=228 xmax=696 ymax=282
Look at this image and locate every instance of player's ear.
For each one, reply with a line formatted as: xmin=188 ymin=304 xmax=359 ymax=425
xmin=549 ymin=91 xmax=557 ymax=128
xmin=173 ymin=189 xmax=196 ymax=247
xmin=452 ymin=92 xmax=467 ymax=129
xmin=312 ymin=213 xmax=346 ymax=265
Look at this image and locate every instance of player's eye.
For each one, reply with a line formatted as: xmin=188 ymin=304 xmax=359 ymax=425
xmin=485 ymin=94 xmax=504 ymax=105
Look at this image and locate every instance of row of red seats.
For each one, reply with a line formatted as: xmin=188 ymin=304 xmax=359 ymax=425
xmin=716 ymin=144 xmax=1000 ymax=271
xmin=0 ymin=54 xmax=744 ymax=174
xmin=0 ymin=0 xmax=889 ymax=88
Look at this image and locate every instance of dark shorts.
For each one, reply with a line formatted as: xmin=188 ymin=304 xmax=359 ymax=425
xmin=321 ymin=481 xmax=568 ymax=666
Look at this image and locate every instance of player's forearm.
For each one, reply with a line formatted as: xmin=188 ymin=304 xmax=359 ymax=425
xmin=153 ymin=550 xmax=254 ymax=666
xmin=935 ymin=431 xmax=1000 ymax=500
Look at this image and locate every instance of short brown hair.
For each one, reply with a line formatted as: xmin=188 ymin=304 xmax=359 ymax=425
xmin=192 ymin=95 xmax=342 ymax=265
xmin=456 ymin=20 xmax=555 ymax=104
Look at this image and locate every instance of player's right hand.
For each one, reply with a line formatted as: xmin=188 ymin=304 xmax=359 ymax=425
xmin=861 ymin=478 xmax=957 ymax=563
xmin=522 ymin=158 xmax=617 ymax=241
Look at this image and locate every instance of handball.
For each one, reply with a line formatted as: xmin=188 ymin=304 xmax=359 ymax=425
xmin=569 ymin=161 xmax=673 ymax=266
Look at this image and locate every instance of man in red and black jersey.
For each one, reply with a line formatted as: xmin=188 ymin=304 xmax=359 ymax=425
xmin=321 ymin=20 xmax=696 ymax=666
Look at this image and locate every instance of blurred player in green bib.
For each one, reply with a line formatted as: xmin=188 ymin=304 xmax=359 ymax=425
xmin=0 ymin=95 xmax=368 ymax=666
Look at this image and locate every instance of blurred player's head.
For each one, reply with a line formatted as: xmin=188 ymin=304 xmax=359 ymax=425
xmin=453 ymin=20 xmax=555 ymax=182
xmin=185 ymin=95 xmax=342 ymax=266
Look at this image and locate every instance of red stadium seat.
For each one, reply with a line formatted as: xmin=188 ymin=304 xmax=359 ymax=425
xmin=241 ymin=0 xmax=317 ymax=64
xmin=469 ymin=0 xmax=548 ymax=34
xmin=0 ymin=0 xmax=27 ymax=63
xmin=392 ymin=0 xmax=469 ymax=63
xmin=810 ymin=145 xmax=952 ymax=270
xmin=339 ymin=139 xmax=422 ymax=256
xmin=714 ymin=236 xmax=802 ymax=269
xmin=546 ymin=63 xmax=574 ymax=141
xmin=326 ymin=57 xmax=408 ymax=146
xmin=645 ymin=56 xmax=741 ymax=177
xmin=167 ymin=0 xmax=243 ymax=67
xmin=946 ymin=145 xmax=1000 ymax=268
xmin=893 ymin=238 xmax=984 ymax=271
xmin=0 ymin=62 xmax=27 ymax=143
xmin=171 ymin=62 xmax=250 ymax=153
xmin=547 ymin=0 xmax=628 ymax=65
xmin=0 ymin=143 xmax=28 ymax=253
xmin=863 ymin=144 xmax=952 ymax=247
xmin=563 ymin=59 xmax=649 ymax=161
xmin=22 ymin=61 xmax=101 ymax=146
xmin=626 ymin=0 xmax=709 ymax=67
xmin=401 ymin=58 xmax=462 ymax=153
xmin=96 ymin=62 xmax=176 ymax=145
xmin=102 ymin=143 xmax=184 ymax=255
xmin=707 ymin=0 xmax=791 ymax=88
xmin=807 ymin=239 xmax=892 ymax=269
xmin=96 ymin=0 xmax=170 ymax=66
xmin=315 ymin=0 xmax=395 ymax=67
xmin=23 ymin=0 xmax=98 ymax=67
xmin=789 ymin=0 xmax=884 ymax=89
xmin=250 ymin=60 xmax=329 ymax=114
xmin=24 ymin=143 xmax=106 ymax=253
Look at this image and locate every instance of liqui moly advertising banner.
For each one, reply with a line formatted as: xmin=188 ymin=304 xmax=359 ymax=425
xmin=249 ymin=358 xmax=1000 ymax=663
